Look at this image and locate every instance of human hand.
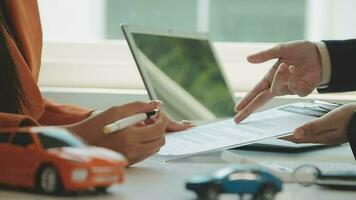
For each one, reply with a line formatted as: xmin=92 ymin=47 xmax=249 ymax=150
xmin=65 ymin=101 xmax=189 ymax=165
xmin=145 ymin=107 xmax=194 ymax=132
xmin=283 ymin=103 xmax=356 ymax=145
xmin=234 ymin=41 xmax=322 ymax=123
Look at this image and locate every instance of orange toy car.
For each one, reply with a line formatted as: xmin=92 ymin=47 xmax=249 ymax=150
xmin=0 ymin=127 xmax=127 ymax=194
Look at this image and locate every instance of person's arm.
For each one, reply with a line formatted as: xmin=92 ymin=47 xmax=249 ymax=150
xmin=347 ymin=110 xmax=356 ymax=159
xmin=38 ymin=98 xmax=94 ymax=126
xmin=318 ymin=39 xmax=356 ymax=93
xmin=0 ymin=112 xmax=38 ymax=127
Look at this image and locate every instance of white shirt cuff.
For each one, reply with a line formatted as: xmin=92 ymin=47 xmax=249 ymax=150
xmin=315 ymin=42 xmax=332 ymax=87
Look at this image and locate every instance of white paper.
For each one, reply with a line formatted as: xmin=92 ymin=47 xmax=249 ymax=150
xmin=156 ymin=102 xmax=319 ymax=161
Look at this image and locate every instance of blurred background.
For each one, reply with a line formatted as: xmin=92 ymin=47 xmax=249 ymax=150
xmin=38 ymin=0 xmax=356 ymax=42
xmin=38 ymin=0 xmax=356 ymax=110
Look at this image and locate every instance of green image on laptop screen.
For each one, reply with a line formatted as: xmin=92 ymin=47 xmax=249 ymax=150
xmin=132 ymin=33 xmax=235 ymax=120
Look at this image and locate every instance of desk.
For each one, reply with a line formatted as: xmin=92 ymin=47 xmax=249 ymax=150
xmin=1 ymin=146 xmax=356 ymax=200
xmin=223 ymin=144 xmax=356 ymax=163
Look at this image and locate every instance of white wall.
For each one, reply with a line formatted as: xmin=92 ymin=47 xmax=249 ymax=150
xmin=306 ymin=0 xmax=356 ymax=40
xmin=38 ymin=0 xmax=105 ymax=41
xmin=39 ymin=41 xmax=274 ymax=92
xmin=39 ymin=40 xmax=356 ymax=98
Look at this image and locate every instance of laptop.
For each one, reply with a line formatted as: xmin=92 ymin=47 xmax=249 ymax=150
xmin=122 ymin=24 xmax=235 ymax=122
xmin=121 ymin=24 xmax=336 ymax=155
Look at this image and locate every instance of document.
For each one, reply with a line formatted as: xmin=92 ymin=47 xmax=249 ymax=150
xmin=155 ymin=102 xmax=331 ymax=161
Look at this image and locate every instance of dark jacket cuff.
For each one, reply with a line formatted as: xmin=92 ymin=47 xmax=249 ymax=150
xmin=318 ymin=40 xmax=356 ymax=93
xmin=347 ymin=111 xmax=356 ymax=160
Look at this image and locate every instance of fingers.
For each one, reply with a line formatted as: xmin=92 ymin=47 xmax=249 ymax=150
xmin=132 ymin=111 xmax=169 ymax=142
xmin=134 ymin=121 xmax=146 ymax=127
xmin=285 ymin=130 xmax=340 ymax=144
xmin=288 ymin=65 xmax=313 ymax=97
xmin=269 ymin=63 xmax=313 ymax=97
xmin=123 ymin=138 xmax=164 ymax=165
xmin=284 ymin=118 xmax=340 ymax=144
xmin=108 ymin=100 xmax=162 ymax=121
xmin=247 ymin=45 xmax=283 ymax=63
xmin=293 ymin=119 xmax=325 ymax=140
xmin=235 ymin=62 xmax=310 ymax=124
xmin=270 ymin=63 xmax=293 ymax=96
xmin=127 ymin=113 xmax=169 ymax=164
xmin=166 ymin=120 xmax=194 ymax=132
xmin=139 ymin=137 xmax=165 ymax=151
xmin=235 ymin=79 xmax=270 ymax=112
xmin=235 ymin=61 xmax=279 ymax=113
xmin=97 ymin=112 xmax=168 ymax=165
xmin=128 ymin=147 xmax=161 ymax=165
xmin=234 ymin=89 xmax=273 ymax=123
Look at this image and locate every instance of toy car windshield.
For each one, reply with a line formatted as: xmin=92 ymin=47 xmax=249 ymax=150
xmin=38 ymin=130 xmax=86 ymax=149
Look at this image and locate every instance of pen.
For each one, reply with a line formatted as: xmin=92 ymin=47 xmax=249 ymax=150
xmin=103 ymin=110 xmax=158 ymax=134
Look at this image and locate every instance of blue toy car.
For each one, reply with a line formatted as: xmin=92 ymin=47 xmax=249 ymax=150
xmin=186 ymin=165 xmax=282 ymax=200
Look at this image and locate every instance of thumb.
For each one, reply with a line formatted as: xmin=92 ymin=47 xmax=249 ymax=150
xmin=293 ymin=118 xmax=325 ymax=141
xmin=247 ymin=45 xmax=283 ymax=63
xmin=140 ymin=110 xmax=169 ymax=131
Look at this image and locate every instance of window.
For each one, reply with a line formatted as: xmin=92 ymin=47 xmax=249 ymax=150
xmin=228 ymin=172 xmax=260 ymax=181
xmin=39 ymin=0 xmax=306 ymax=42
xmin=105 ymin=0 xmax=305 ymax=42
xmin=38 ymin=0 xmax=356 ymax=94
xmin=0 ymin=133 xmax=11 ymax=143
xmin=209 ymin=0 xmax=306 ymax=42
xmin=105 ymin=0 xmax=197 ymax=40
xmin=38 ymin=132 xmax=86 ymax=149
xmin=11 ymin=133 xmax=33 ymax=147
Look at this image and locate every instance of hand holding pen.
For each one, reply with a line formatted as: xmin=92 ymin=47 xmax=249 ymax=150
xmin=103 ymin=110 xmax=159 ymax=134
xmin=102 ymin=100 xmax=193 ymax=134
xmin=66 ymin=100 xmax=192 ymax=165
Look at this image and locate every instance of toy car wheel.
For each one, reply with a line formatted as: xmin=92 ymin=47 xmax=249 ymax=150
xmin=198 ymin=187 xmax=219 ymax=200
xmin=95 ymin=186 xmax=108 ymax=193
xmin=253 ymin=184 xmax=278 ymax=200
xmin=37 ymin=166 xmax=62 ymax=194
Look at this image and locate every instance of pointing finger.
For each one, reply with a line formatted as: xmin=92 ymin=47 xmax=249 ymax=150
xmin=236 ymin=61 xmax=280 ymax=112
xmin=234 ymin=89 xmax=273 ymax=123
xmin=235 ymin=79 xmax=270 ymax=112
xmin=247 ymin=45 xmax=283 ymax=63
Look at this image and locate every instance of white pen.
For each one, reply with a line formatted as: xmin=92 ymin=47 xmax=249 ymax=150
xmin=103 ymin=111 xmax=158 ymax=134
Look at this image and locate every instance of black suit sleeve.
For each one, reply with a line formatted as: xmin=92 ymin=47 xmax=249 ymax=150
xmin=317 ymin=39 xmax=356 ymax=93
xmin=318 ymin=40 xmax=356 ymax=160
xmin=347 ymin=111 xmax=356 ymax=160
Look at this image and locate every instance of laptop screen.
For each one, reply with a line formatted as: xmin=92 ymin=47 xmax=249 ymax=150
xmin=131 ymin=33 xmax=235 ymax=121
